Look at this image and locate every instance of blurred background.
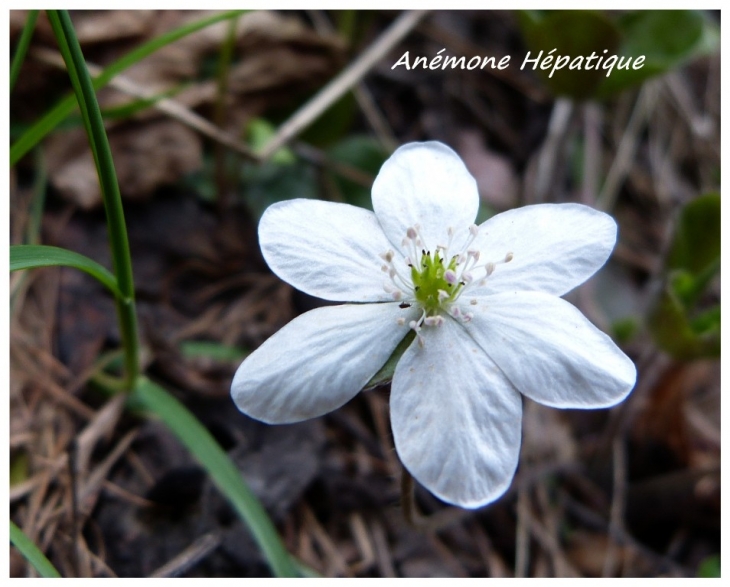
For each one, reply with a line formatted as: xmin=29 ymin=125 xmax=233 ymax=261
xmin=9 ymin=10 xmax=720 ymax=577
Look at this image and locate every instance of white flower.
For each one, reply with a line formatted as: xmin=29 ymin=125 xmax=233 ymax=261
xmin=231 ymin=141 xmax=636 ymax=509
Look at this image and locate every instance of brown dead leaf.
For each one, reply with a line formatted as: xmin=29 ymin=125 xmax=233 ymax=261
xmin=36 ymin=10 xmax=344 ymax=207
xmin=71 ymin=10 xmax=154 ymax=45
xmin=46 ymin=119 xmax=202 ymax=208
xmin=566 ymin=531 xmax=636 ymax=577
xmin=521 ymin=399 xmax=577 ymax=466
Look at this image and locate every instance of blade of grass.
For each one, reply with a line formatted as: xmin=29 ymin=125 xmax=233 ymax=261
xmin=213 ymin=14 xmax=240 ymax=209
xmin=10 ymin=520 xmax=62 ymax=578
xmin=11 ymin=10 xmax=247 ymax=166
xmin=46 ymin=12 xmax=100 ymax=167
xmin=132 ymin=376 xmax=299 ymax=578
xmin=10 ymin=244 xmax=123 ymax=299
xmin=47 ymin=10 xmax=139 ymax=389
xmin=10 ymin=10 xmax=39 ymax=92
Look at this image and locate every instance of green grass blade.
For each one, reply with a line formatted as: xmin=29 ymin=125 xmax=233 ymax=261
xmin=10 ymin=10 xmax=247 ymax=166
xmin=10 ymin=10 xmax=39 ymax=92
xmin=45 ymin=12 xmax=100 ymax=166
xmin=47 ymin=10 xmax=140 ymax=387
xmin=9 ymin=520 xmax=62 ymax=578
xmin=132 ymin=376 xmax=299 ymax=578
xmin=10 ymin=244 xmax=123 ymax=299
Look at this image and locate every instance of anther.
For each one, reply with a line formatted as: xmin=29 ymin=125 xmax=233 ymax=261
xmin=505 ymin=252 xmax=514 ymax=262
xmin=444 ymin=270 xmax=457 ymax=285
xmin=424 ymin=315 xmax=444 ymax=327
xmin=407 ymin=227 xmax=418 ymax=240
xmin=469 ymin=224 xmax=479 ymax=237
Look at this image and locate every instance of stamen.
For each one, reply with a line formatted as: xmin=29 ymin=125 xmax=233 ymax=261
xmin=384 ymin=224 xmax=511 ymax=327
xmin=423 ymin=315 xmax=444 ymax=327
xmin=409 ymin=309 xmax=428 ymax=347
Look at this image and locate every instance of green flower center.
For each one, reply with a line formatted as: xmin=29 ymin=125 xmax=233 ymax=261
xmin=411 ymin=251 xmax=462 ymax=314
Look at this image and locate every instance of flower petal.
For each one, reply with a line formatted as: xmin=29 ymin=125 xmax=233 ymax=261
xmin=464 ymin=291 xmax=636 ymax=409
xmin=391 ymin=317 xmax=522 ymax=509
xmin=232 ymin=302 xmax=415 ymax=423
xmin=372 ymin=142 xmax=479 ymax=255
xmin=259 ymin=199 xmax=399 ymax=302
xmin=472 ymin=203 xmax=617 ymax=296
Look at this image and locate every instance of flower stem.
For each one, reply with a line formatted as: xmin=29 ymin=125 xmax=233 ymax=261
xmin=400 ymin=468 xmax=425 ymax=528
xmin=47 ymin=10 xmax=139 ymax=388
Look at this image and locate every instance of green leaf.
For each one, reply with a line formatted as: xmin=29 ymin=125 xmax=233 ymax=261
xmin=179 ymin=340 xmax=248 ymax=362
xmin=647 ymin=193 xmax=721 ymax=361
xmin=697 ymin=554 xmax=720 ymax=578
xmin=326 ymin=134 xmax=388 ymax=209
xmin=668 ymin=192 xmax=721 ymax=277
xmin=10 ymin=521 xmax=62 ymax=578
xmin=300 ymin=91 xmax=357 ymax=148
xmin=240 ymin=159 xmax=319 ymax=221
xmin=647 ymin=284 xmax=720 ymax=360
xmin=611 ymin=316 xmax=639 ymax=344
xmin=690 ymin=305 xmax=720 ymax=337
xmin=131 ymin=376 xmax=299 ymax=577
xmin=363 ymin=331 xmax=415 ymax=390
xmin=597 ymin=11 xmax=720 ymax=97
xmin=518 ymin=10 xmax=621 ymax=100
xmin=518 ymin=11 xmax=720 ymax=100
xmin=246 ymin=118 xmax=296 ymax=164
xmin=10 ymin=244 xmax=122 ymax=299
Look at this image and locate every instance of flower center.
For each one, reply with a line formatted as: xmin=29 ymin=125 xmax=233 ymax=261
xmin=411 ymin=250 xmax=461 ymax=314
xmin=380 ymin=223 xmax=513 ymax=347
